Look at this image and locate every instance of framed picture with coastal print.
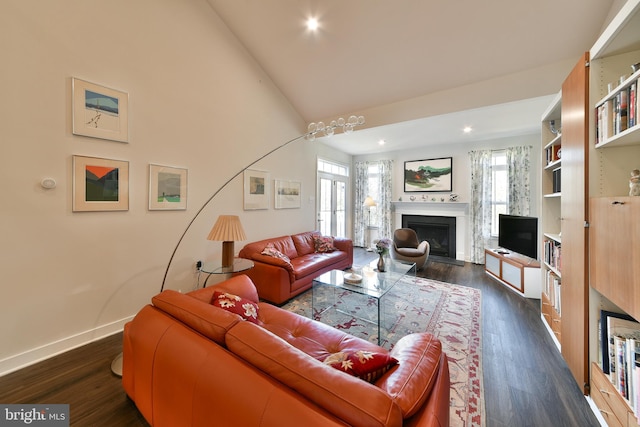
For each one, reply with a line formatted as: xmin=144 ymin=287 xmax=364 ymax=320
xmin=404 ymin=157 xmax=453 ymax=192
xmin=148 ymin=164 xmax=188 ymax=210
xmin=243 ymin=169 xmax=269 ymax=210
xmin=72 ymin=155 xmax=129 ymax=211
xmin=72 ymin=78 xmax=129 ymax=143
xmin=274 ymin=179 xmax=301 ymax=209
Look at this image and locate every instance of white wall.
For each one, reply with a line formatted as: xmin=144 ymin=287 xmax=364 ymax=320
xmin=0 ymin=0 xmax=334 ymax=375
xmin=354 ymin=133 xmax=542 ymax=259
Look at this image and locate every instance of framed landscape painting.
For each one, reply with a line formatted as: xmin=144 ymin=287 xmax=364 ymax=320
xmin=148 ymin=164 xmax=188 ymax=210
xmin=72 ymin=78 xmax=129 ymax=143
xmin=274 ymin=179 xmax=301 ymax=209
xmin=404 ymin=157 xmax=453 ymax=192
xmin=73 ymin=155 xmax=129 ymax=211
xmin=243 ymin=169 xmax=269 ymax=210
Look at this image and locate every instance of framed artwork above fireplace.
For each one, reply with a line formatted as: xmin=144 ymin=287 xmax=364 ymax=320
xmin=404 ymin=157 xmax=452 ymax=192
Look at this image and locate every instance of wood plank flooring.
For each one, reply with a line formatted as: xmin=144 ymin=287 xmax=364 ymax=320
xmin=0 ymin=249 xmax=600 ymax=426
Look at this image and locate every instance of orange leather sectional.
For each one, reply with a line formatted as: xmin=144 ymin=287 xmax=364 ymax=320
xmin=237 ymin=231 xmax=353 ymax=304
xmin=122 ymin=275 xmax=450 ymax=427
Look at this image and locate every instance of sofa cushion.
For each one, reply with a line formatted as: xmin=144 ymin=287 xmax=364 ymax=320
xmin=291 ymin=231 xmax=320 ymax=256
xmin=225 ymin=321 xmax=404 ymax=427
xmin=376 ymin=333 xmax=443 ymax=418
xmin=211 ymin=291 xmax=260 ymax=324
xmin=152 ymin=290 xmax=241 ymax=345
xmin=323 ymin=350 xmax=398 ymax=383
xmin=240 ymin=236 xmax=299 ymax=260
xmin=290 ymin=251 xmax=348 ymax=280
xmin=258 ymin=303 xmax=385 ymax=359
xmin=261 ymin=242 xmax=292 ymax=266
xmin=313 ymin=235 xmax=337 ymax=253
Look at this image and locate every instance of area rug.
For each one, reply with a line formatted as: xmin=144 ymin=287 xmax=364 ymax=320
xmin=282 ymin=276 xmax=484 ymax=427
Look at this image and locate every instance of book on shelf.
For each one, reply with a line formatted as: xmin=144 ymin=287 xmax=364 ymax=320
xmin=595 ymin=78 xmax=639 ymax=144
xmin=545 ymin=144 xmax=561 ymax=165
xmin=543 ymin=239 xmax=561 ymax=271
xmin=552 ymin=167 xmax=561 ymax=193
xmin=601 ymin=312 xmax=640 ymax=417
xmin=544 ymin=270 xmax=561 ymax=314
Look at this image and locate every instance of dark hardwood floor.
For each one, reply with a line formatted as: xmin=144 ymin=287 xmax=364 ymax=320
xmin=0 ymin=248 xmax=600 ymax=426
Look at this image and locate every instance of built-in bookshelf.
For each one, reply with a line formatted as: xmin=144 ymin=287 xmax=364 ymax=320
xmin=587 ymin=0 xmax=640 ymax=424
xmin=540 ymin=92 xmax=563 ymax=349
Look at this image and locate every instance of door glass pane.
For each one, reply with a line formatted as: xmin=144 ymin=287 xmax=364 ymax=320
xmin=335 ymin=181 xmax=346 ymax=238
xmin=319 ymin=178 xmax=332 ymax=236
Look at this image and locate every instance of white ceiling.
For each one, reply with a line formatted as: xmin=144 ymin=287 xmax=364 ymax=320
xmin=206 ymin=0 xmax=621 ymax=154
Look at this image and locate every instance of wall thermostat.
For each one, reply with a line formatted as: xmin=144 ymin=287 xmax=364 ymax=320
xmin=41 ymin=178 xmax=57 ymax=189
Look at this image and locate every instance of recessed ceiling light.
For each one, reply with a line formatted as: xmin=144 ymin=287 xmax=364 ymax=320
xmin=378 ymin=139 xmax=386 ymax=146
xmin=463 ymin=126 xmax=472 ymax=133
xmin=306 ymin=17 xmax=319 ymax=31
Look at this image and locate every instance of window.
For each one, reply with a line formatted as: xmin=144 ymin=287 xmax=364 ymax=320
xmin=491 ymin=151 xmax=508 ymax=236
xmin=366 ymin=164 xmax=380 ymax=227
xmin=317 ymin=159 xmax=348 ymax=177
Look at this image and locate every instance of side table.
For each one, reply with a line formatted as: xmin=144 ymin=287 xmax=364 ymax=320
xmin=200 ymin=258 xmax=254 ymax=287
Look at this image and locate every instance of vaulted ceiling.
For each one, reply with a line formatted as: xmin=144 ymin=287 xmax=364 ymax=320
xmin=206 ymin=0 xmax=621 ymax=154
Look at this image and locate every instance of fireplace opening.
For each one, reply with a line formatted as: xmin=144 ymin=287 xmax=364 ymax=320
xmin=402 ymin=215 xmax=461 ymax=265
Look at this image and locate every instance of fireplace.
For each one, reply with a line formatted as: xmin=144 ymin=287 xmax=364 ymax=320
xmin=402 ymin=215 xmax=458 ymax=263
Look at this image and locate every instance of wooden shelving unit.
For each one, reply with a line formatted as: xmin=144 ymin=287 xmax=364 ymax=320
xmin=586 ymin=0 xmax=640 ymax=422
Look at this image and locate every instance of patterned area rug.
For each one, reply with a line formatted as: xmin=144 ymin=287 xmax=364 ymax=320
xmin=282 ymin=276 xmax=484 ymax=427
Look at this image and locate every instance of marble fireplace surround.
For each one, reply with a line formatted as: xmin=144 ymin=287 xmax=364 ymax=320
xmin=391 ymin=201 xmax=469 ymax=263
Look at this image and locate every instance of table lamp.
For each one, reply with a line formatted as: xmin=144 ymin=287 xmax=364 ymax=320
xmin=207 ymin=215 xmax=247 ymax=267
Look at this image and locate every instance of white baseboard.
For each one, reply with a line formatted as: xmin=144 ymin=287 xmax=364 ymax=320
xmin=0 ymin=316 xmax=134 ymax=377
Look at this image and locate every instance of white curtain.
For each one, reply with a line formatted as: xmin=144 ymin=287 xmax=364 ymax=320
xmin=354 ymin=162 xmax=368 ymax=247
xmin=468 ymin=146 xmax=533 ymax=264
xmin=375 ymin=160 xmax=393 ymax=240
xmin=354 ymin=160 xmax=393 ymax=246
xmin=506 ymin=145 xmax=532 ymax=216
xmin=468 ymin=149 xmax=493 ymax=264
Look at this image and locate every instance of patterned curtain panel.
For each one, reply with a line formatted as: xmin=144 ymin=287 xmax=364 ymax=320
xmin=376 ymin=160 xmax=393 ymax=240
xmin=354 ymin=161 xmax=369 ymax=247
xmin=468 ymin=149 xmax=493 ymax=264
xmin=506 ymin=145 xmax=532 ymax=216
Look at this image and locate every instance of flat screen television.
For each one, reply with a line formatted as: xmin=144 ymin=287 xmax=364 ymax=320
xmin=498 ymin=214 xmax=538 ymax=259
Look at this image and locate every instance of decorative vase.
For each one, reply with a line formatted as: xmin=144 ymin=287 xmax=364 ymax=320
xmin=377 ymin=254 xmax=385 ymax=272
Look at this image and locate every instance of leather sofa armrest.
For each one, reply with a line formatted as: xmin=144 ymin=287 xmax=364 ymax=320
xmin=332 ymin=238 xmax=353 ymax=265
xmin=376 ymin=333 xmax=443 ymax=418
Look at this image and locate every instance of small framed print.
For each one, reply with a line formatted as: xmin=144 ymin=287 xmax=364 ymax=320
xmin=244 ymin=169 xmax=269 ymax=210
xmin=72 ymin=78 xmax=129 ymax=143
xmin=404 ymin=157 xmax=453 ymax=192
xmin=73 ymin=155 xmax=129 ymax=212
xmin=149 ymin=164 xmax=188 ymax=210
xmin=274 ymin=179 xmax=301 ymax=209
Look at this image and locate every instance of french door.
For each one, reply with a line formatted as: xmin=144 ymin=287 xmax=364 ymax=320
xmin=317 ymin=172 xmax=347 ymax=238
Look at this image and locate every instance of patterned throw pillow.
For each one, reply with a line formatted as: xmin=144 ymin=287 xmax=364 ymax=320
xmin=211 ymin=291 xmax=259 ymax=324
xmin=314 ymin=235 xmax=336 ymax=253
xmin=261 ymin=243 xmax=292 ymax=264
xmin=323 ymin=350 xmax=398 ymax=383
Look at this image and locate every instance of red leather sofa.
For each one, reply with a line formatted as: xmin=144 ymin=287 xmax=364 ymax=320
xmin=122 ymin=275 xmax=450 ymax=427
xmin=237 ymin=231 xmax=353 ymax=304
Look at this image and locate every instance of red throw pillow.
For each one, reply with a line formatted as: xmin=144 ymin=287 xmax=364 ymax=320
xmin=323 ymin=350 xmax=398 ymax=383
xmin=314 ymin=235 xmax=336 ymax=253
xmin=211 ymin=291 xmax=259 ymax=324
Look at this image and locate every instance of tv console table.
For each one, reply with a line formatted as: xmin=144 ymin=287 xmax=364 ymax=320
xmin=484 ymin=248 xmax=541 ymax=298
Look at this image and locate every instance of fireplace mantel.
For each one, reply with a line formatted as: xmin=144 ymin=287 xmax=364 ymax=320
xmin=391 ymin=201 xmax=469 ymax=215
xmin=391 ymin=201 xmax=469 ymax=262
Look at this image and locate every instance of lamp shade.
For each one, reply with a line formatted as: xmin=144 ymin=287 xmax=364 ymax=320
xmin=364 ymin=196 xmax=376 ymax=207
xmin=207 ymin=215 xmax=246 ymax=242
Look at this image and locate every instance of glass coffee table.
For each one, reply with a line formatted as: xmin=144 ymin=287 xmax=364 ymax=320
xmin=311 ymin=258 xmax=416 ymax=345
